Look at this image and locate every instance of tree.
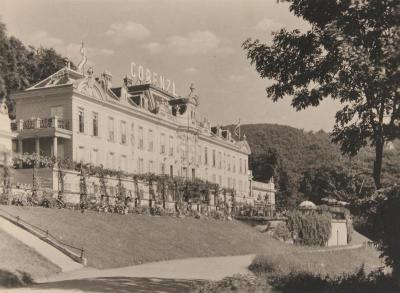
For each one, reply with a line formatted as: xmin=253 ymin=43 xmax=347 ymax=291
xmin=299 ymin=166 xmax=358 ymax=204
xmin=0 ymin=20 xmax=71 ymax=117
xmin=249 ymin=147 xmax=280 ymax=182
xmin=365 ymin=186 xmax=400 ymax=282
xmin=243 ymin=0 xmax=399 ymax=189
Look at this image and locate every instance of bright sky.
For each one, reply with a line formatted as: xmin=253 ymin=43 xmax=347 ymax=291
xmin=0 ymin=0 xmax=340 ymax=131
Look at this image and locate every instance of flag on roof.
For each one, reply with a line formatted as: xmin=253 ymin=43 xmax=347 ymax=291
xmin=234 ymin=118 xmax=241 ymax=138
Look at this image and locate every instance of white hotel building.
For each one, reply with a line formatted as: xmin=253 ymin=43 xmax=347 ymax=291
xmin=10 ymin=64 xmax=255 ymax=199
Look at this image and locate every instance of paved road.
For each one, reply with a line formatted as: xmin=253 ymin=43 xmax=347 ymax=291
xmin=5 ymin=254 xmax=256 ymax=293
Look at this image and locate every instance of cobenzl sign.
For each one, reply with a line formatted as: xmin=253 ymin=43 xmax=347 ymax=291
xmin=130 ymin=62 xmax=176 ymax=96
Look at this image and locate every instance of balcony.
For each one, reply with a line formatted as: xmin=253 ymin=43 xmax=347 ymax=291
xmin=12 ymin=116 xmax=72 ymax=139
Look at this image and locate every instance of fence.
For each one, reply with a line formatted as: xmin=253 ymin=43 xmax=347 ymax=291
xmin=0 ymin=207 xmax=86 ymax=265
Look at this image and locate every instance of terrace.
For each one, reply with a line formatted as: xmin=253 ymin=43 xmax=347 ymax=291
xmin=11 ymin=116 xmax=72 ymax=159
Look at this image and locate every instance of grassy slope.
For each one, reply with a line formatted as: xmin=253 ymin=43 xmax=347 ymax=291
xmin=0 ymin=229 xmax=60 ymax=284
xmin=1 ymin=206 xmax=295 ymax=269
xmin=251 ymin=247 xmax=384 ymax=277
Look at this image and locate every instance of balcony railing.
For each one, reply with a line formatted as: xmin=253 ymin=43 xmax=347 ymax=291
xmin=13 ymin=117 xmax=71 ymax=131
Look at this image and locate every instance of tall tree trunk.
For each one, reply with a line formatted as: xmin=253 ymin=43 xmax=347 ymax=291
xmin=373 ymin=138 xmax=383 ymax=189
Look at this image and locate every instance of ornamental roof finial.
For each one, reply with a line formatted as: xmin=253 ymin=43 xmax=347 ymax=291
xmin=64 ymin=58 xmax=70 ymax=69
xmin=87 ymin=67 xmax=94 ymax=77
xmin=189 ymin=83 xmax=195 ymax=95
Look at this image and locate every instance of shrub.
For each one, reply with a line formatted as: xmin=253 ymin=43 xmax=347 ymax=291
xmin=210 ymin=210 xmax=225 ymax=220
xmin=287 ymin=210 xmax=331 ymax=246
xmin=273 ymin=222 xmax=291 ymax=241
xmin=132 ymin=206 xmax=150 ymax=215
xmin=190 ymin=274 xmax=269 ymax=293
xmin=366 ymin=186 xmax=400 ymax=281
xmin=269 ymin=268 xmax=399 ymax=293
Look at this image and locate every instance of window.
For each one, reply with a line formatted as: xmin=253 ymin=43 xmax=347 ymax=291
xmin=148 ymin=129 xmax=154 ymax=152
xmin=120 ymin=155 xmax=127 ymax=171
xmin=233 ymin=156 xmax=236 ymax=173
xmin=218 ymin=151 xmax=222 ymax=169
xmin=160 ymin=133 xmax=166 ymax=154
xmin=78 ymin=108 xmax=85 ymax=133
xmin=92 ymin=112 xmax=98 ymax=136
xmin=204 ymin=147 xmax=208 ymax=165
xmin=138 ymin=126 xmax=144 ymax=149
xmin=120 ymin=121 xmax=127 ymax=144
xmin=130 ymin=123 xmax=135 ymax=156
xmin=239 ymin=180 xmax=242 ymax=193
xmin=244 ymin=159 xmax=247 ymax=174
xmin=212 ymin=150 xmax=216 ymax=167
xmin=182 ymin=167 xmax=188 ymax=178
xmin=77 ymin=146 xmax=85 ymax=162
xmin=197 ymin=145 xmax=202 ymax=164
xmin=169 ymin=136 xmax=174 ymax=156
xmin=212 ymin=174 xmax=216 ymax=183
xmin=239 ymin=158 xmax=242 ymax=174
xmin=160 ymin=163 xmax=165 ymax=175
xmin=219 ymin=175 xmax=222 ymax=185
xmin=170 ymin=165 xmax=174 ymax=177
xmin=107 ymin=152 xmax=115 ymax=169
xmin=108 ymin=117 xmax=114 ymax=142
xmin=227 ymin=154 xmax=231 ymax=171
xmin=148 ymin=160 xmax=154 ymax=173
xmin=91 ymin=149 xmax=98 ymax=165
xmin=138 ymin=158 xmax=144 ymax=173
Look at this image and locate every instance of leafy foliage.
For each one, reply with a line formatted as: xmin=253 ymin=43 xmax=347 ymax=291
xmin=0 ymin=20 xmax=72 ymax=116
xmin=362 ymin=186 xmax=400 ymax=281
xmin=286 ymin=210 xmax=332 ymax=246
xmin=227 ymin=123 xmax=400 ymax=209
xmin=268 ymin=268 xmax=398 ymax=293
xmin=243 ymin=0 xmax=400 ymax=189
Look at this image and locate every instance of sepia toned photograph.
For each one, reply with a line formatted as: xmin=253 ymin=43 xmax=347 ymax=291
xmin=0 ymin=0 xmax=398 ymax=292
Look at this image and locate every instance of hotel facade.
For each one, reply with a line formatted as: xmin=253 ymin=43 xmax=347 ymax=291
xmin=10 ymin=64 xmax=260 ymax=200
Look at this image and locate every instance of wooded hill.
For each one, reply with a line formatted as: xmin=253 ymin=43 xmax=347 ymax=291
xmin=226 ymin=123 xmax=400 ymax=207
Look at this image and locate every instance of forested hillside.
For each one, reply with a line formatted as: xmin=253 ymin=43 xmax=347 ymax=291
xmin=227 ymin=123 xmax=400 ymax=208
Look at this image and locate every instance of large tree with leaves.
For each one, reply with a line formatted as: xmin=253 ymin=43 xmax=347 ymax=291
xmin=243 ymin=0 xmax=399 ymax=189
xmin=0 ymin=20 xmax=69 ymax=116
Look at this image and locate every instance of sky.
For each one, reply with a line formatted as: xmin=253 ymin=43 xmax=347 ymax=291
xmin=0 ymin=0 xmax=340 ymax=131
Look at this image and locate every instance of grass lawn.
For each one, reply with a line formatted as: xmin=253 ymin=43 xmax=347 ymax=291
xmin=0 ymin=205 xmax=384 ymax=276
xmin=0 ymin=229 xmax=60 ymax=287
xmin=0 ymin=205 xmax=296 ymax=269
xmin=250 ymin=246 xmax=384 ymax=277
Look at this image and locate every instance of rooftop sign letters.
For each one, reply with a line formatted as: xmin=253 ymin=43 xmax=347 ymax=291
xmin=130 ymin=62 xmax=176 ymax=96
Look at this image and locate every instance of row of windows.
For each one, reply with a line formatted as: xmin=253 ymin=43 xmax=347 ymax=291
xmin=77 ymin=146 xmax=177 ymax=175
xmin=77 ymin=146 xmax=249 ymax=191
xmin=77 ymin=108 xmax=248 ymax=174
xmin=77 ymin=108 xmax=175 ymax=155
xmin=204 ymin=147 xmax=247 ymax=174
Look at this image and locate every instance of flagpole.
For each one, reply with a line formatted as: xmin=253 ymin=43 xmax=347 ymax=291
xmin=239 ymin=118 xmax=240 ymax=139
